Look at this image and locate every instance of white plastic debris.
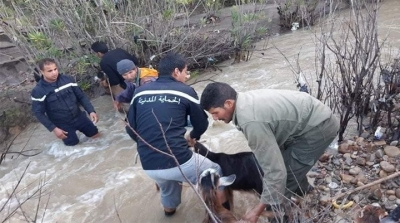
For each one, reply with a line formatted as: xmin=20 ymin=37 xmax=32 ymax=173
xmin=291 ymin=22 xmax=300 ymax=31
xmin=298 ymin=72 xmax=306 ymax=87
xmin=328 ymin=182 xmax=338 ymax=189
xmin=374 ymin=126 xmax=383 ymax=140
xmin=328 ymin=141 xmax=339 ymax=150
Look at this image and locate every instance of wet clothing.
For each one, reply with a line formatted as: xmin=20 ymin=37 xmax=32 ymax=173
xmin=57 ymin=112 xmax=98 ymax=146
xmin=31 ymin=74 xmax=98 ymax=146
xmin=126 ymin=76 xmax=218 ymax=209
xmin=232 ymin=89 xmax=339 ymax=205
xmin=100 ymin=48 xmax=139 ymax=88
xmin=145 ymin=153 xmax=222 ymax=208
xmin=126 ymin=76 xmax=209 ymax=170
xmin=115 ymin=81 xmax=136 ymax=104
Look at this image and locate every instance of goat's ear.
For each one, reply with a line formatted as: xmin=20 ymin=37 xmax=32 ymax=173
xmin=219 ymin=174 xmax=236 ymax=187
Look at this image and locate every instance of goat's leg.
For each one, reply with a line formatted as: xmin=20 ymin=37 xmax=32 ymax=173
xmin=218 ymin=187 xmax=233 ymax=210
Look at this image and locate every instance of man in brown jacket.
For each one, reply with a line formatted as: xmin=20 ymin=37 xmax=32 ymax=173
xmin=200 ymin=82 xmax=339 ymax=223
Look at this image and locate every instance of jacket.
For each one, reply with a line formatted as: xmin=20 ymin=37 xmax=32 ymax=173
xmin=232 ymin=89 xmax=334 ymax=204
xmin=31 ymin=74 xmax=95 ymax=132
xmin=114 ymin=68 xmax=158 ymax=104
xmin=126 ymin=76 xmax=209 ymax=170
xmin=100 ymin=48 xmax=139 ymax=87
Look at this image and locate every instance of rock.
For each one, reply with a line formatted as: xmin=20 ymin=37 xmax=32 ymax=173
xmin=332 ymin=177 xmax=341 ymax=185
xmin=319 ymin=152 xmax=330 ymax=162
xmin=368 ymin=153 xmax=376 ymax=162
xmin=339 ymin=143 xmax=351 ymax=154
xmin=355 ymin=157 xmax=366 ymax=166
xmin=355 ymin=174 xmax=368 ymax=184
xmin=379 ymin=170 xmax=388 ymax=178
xmin=384 ymin=145 xmax=400 ymax=157
xmin=340 ymin=174 xmax=354 ymax=184
xmin=389 ymin=195 xmax=397 ymax=201
xmin=360 ymin=132 xmax=370 ymax=139
xmin=319 ymin=195 xmax=331 ymax=206
xmin=373 ymin=140 xmax=387 ymax=146
xmin=387 ymin=190 xmax=396 ymax=196
xmin=348 ymin=144 xmax=360 ymax=151
xmin=384 ymin=203 xmax=397 ymax=211
xmin=380 ymin=161 xmax=396 ymax=173
xmin=376 ymin=149 xmax=385 ymax=159
xmin=332 ymin=159 xmax=341 ymax=166
xmin=395 ymin=188 xmax=400 ymax=199
xmin=356 ymin=137 xmax=367 ymax=147
xmin=349 ymin=166 xmax=362 ymax=175
xmin=350 ymin=177 xmax=358 ymax=184
xmin=389 ymin=141 xmax=399 ymax=146
xmin=365 ymin=143 xmax=373 ymax=153
xmin=366 ymin=161 xmax=375 ymax=166
xmin=368 ymin=188 xmax=382 ymax=201
xmin=345 ymin=157 xmax=352 ymax=166
xmin=352 ymin=195 xmax=360 ymax=203
xmin=396 ymin=199 xmax=400 ymax=205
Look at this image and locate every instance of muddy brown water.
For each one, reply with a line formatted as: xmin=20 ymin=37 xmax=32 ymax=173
xmin=1 ymin=1 xmax=400 ymax=222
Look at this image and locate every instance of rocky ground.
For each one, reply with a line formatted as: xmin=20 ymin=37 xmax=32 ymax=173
xmin=296 ymin=137 xmax=400 ymax=222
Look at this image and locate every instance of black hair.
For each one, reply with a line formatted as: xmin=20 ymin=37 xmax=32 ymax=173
xmin=37 ymin=58 xmax=57 ymax=71
xmin=91 ymin=41 xmax=109 ymax=54
xmin=157 ymin=53 xmax=187 ymax=76
xmin=200 ymin=82 xmax=237 ymax=111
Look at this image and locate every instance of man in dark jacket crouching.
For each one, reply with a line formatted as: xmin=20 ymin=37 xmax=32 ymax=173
xmin=125 ymin=53 xmax=227 ymax=216
xmin=31 ymin=58 xmax=100 ymax=146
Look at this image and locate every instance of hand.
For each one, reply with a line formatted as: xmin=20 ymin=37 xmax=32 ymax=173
xmin=90 ymin=112 xmax=98 ymax=124
xmin=100 ymin=79 xmax=109 ymax=87
xmin=53 ymin=127 xmax=68 ymax=139
xmin=113 ymin=101 xmax=121 ymax=111
xmin=185 ymin=134 xmax=196 ymax=147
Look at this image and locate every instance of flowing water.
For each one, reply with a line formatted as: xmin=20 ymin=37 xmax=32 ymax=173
xmin=1 ymin=1 xmax=400 ymax=222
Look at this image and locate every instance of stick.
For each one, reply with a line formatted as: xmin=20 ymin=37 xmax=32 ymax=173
xmin=332 ymin=171 xmax=400 ymax=201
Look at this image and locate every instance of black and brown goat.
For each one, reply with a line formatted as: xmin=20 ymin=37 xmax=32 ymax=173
xmin=194 ymin=142 xmax=264 ymax=195
xmin=198 ymin=168 xmax=238 ymax=223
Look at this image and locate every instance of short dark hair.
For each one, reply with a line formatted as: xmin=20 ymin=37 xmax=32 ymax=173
xmin=37 ymin=58 xmax=57 ymax=71
xmin=158 ymin=53 xmax=187 ymax=76
xmin=91 ymin=41 xmax=109 ymax=54
xmin=200 ymin=82 xmax=237 ymax=111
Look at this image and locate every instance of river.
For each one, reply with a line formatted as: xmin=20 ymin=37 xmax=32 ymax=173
xmin=1 ymin=1 xmax=400 ymax=222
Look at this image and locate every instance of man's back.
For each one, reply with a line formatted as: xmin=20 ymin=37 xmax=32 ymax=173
xmin=100 ymin=48 xmax=139 ymax=86
xmin=127 ymin=76 xmax=208 ymax=170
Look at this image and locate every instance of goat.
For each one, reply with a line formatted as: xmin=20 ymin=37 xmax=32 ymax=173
xmin=194 ymin=142 xmax=264 ymax=195
xmin=198 ymin=168 xmax=238 ymax=223
xmin=355 ymin=205 xmax=387 ymax=223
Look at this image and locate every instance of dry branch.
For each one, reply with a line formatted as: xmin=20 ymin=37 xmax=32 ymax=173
xmin=332 ymin=171 xmax=400 ymax=201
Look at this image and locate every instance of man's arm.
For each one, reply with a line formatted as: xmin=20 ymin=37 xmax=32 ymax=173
xmin=100 ymin=62 xmax=121 ymax=86
xmin=125 ymin=102 xmax=137 ymax=142
xmin=69 ymin=77 xmax=95 ymax=114
xmin=31 ymin=91 xmax=56 ymax=132
xmin=240 ymin=122 xmax=287 ymax=221
xmin=187 ymin=89 xmax=209 ymax=140
xmin=115 ymin=81 xmax=135 ymax=104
